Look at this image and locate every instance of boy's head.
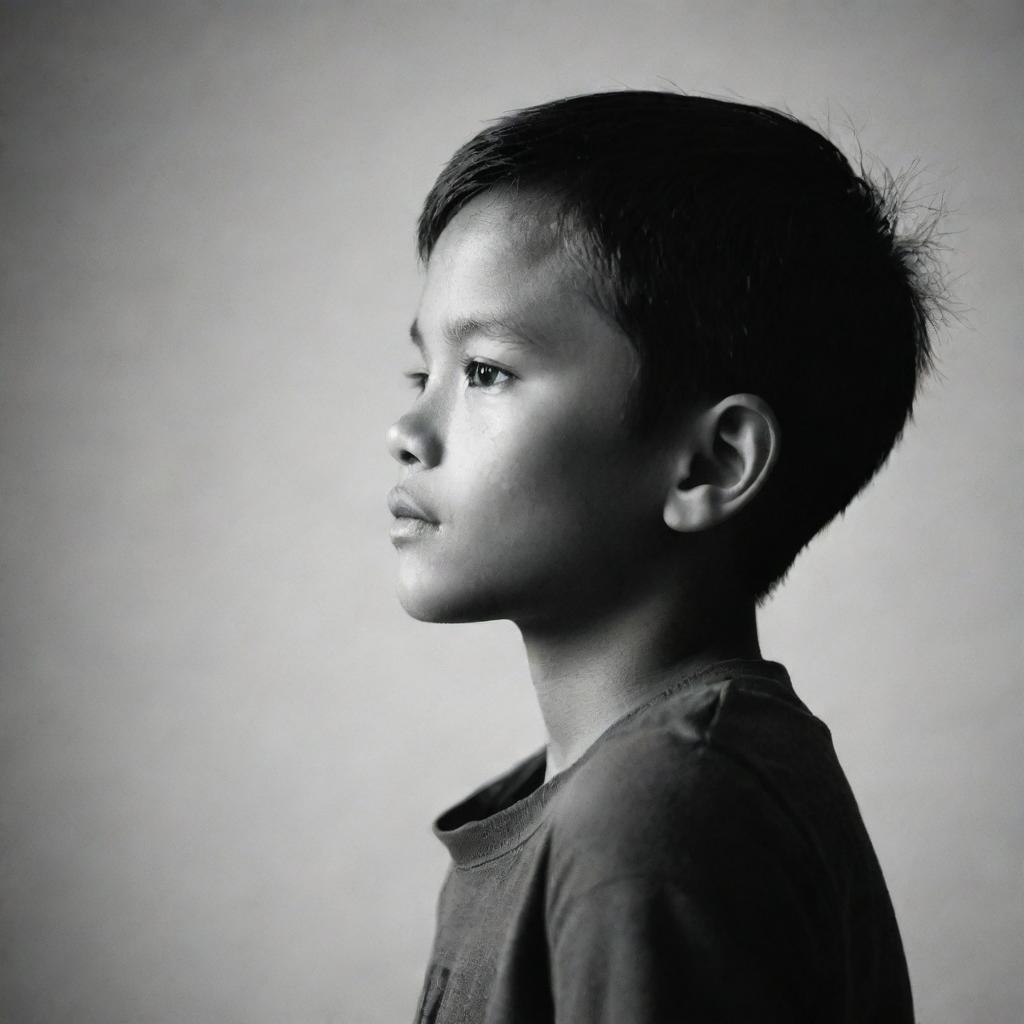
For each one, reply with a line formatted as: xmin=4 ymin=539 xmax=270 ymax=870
xmin=389 ymin=91 xmax=937 ymax=621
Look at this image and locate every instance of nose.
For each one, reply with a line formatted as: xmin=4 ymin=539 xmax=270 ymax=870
xmin=386 ymin=409 xmax=441 ymax=468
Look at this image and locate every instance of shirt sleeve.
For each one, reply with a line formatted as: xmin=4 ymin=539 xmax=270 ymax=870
xmin=549 ymin=873 xmax=805 ymax=1023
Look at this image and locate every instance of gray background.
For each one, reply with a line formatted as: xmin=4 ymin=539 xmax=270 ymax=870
xmin=1 ymin=1 xmax=1021 ymax=1021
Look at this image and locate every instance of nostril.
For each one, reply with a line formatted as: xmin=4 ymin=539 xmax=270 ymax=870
xmin=387 ymin=414 xmax=439 ymax=468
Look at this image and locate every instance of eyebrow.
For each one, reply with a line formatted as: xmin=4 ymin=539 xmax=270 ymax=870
xmin=408 ymin=316 xmax=541 ymax=350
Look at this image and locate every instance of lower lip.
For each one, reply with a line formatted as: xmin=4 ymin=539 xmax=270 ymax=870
xmin=389 ymin=517 xmax=439 ymax=543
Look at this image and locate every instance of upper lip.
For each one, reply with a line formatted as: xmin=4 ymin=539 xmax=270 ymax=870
xmin=387 ymin=486 xmax=438 ymax=523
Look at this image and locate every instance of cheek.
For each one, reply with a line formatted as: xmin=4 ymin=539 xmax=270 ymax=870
xmin=470 ymin=416 xmax=626 ymax=540
xmin=394 ymin=415 xmax=659 ymax=621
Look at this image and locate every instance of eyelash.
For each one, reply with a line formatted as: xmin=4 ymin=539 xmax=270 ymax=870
xmin=405 ymin=360 xmax=514 ymax=393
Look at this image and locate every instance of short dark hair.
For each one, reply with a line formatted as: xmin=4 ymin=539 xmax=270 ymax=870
xmin=417 ymin=90 xmax=941 ymax=602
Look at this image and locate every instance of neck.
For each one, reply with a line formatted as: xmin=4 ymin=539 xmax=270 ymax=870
xmin=519 ymin=589 xmax=761 ymax=781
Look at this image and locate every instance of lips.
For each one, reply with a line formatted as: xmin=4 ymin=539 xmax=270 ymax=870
xmin=387 ymin=486 xmax=439 ymax=524
xmin=388 ymin=487 xmax=439 ymax=545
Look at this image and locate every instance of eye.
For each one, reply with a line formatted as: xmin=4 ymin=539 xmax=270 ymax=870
xmin=465 ymin=360 xmax=513 ymax=389
xmin=404 ymin=371 xmax=428 ymax=393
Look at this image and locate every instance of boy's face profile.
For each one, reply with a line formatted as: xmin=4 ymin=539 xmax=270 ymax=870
xmin=387 ymin=192 xmax=682 ymax=626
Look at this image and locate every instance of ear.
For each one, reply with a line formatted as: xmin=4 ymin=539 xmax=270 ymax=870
xmin=663 ymin=394 xmax=780 ymax=533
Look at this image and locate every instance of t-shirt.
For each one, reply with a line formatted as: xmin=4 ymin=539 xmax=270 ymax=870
xmin=413 ymin=659 xmax=914 ymax=1023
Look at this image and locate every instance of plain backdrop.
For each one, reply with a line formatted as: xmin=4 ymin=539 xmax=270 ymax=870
xmin=1 ymin=2 xmax=1021 ymax=1022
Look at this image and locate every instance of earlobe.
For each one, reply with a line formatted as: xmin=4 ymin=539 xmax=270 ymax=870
xmin=663 ymin=394 xmax=779 ymax=534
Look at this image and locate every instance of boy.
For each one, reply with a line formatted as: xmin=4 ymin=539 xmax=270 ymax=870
xmin=387 ymin=91 xmax=935 ymax=1022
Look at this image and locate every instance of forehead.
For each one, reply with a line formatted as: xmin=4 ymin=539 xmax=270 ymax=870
xmin=429 ymin=189 xmax=566 ymax=272
xmin=417 ymin=191 xmax=613 ymax=350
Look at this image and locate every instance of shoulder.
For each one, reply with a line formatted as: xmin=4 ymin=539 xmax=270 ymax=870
xmin=546 ymin=672 xmax=832 ymax=896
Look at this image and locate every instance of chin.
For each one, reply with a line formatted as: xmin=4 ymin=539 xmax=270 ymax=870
xmin=395 ymin=574 xmax=509 ymax=625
